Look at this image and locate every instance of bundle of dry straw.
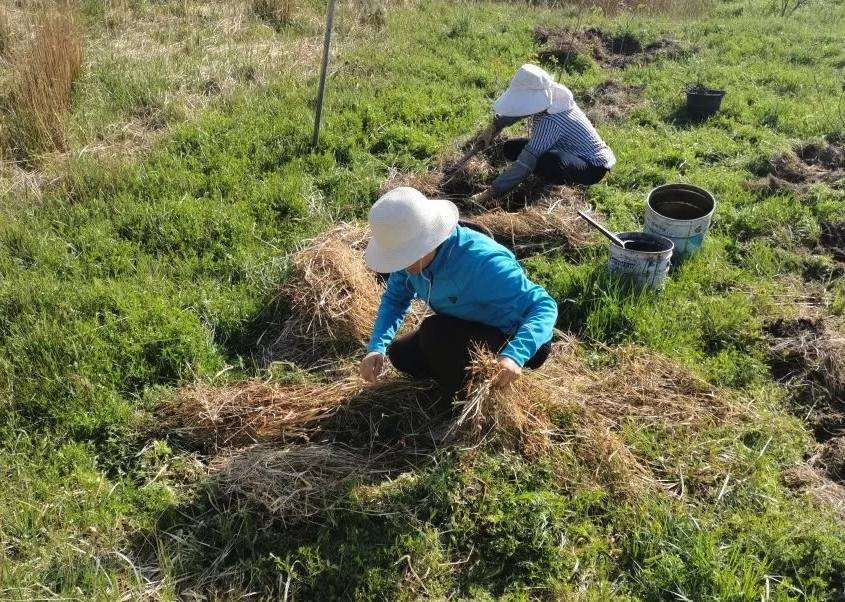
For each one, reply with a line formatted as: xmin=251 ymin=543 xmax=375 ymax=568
xmin=259 ymin=224 xmax=381 ymax=369
xmin=163 ymin=379 xmax=359 ymax=451
xmin=450 ymin=339 xmax=744 ymax=492
xmin=164 ymin=375 xmax=444 ymax=453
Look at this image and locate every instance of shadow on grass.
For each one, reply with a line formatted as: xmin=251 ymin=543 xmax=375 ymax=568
xmin=664 ymin=104 xmax=717 ymax=128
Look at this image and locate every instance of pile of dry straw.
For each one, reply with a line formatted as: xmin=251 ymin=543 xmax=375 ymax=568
xmin=257 ymin=225 xmax=381 ymax=370
xmin=163 ymin=333 xmax=745 ymax=520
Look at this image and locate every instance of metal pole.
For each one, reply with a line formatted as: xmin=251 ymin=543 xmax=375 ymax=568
xmin=311 ymin=0 xmax=337 ymax=149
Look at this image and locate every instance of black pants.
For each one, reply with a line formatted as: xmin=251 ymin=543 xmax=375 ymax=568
xmin=387 ymin=314 xmax=551 ymax=400
xmin=503 ymin=138 xmax=608 ymax=186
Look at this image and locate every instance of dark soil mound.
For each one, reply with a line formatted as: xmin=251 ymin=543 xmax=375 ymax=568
xmin=820 ymin=221 xmax=845 ymax=263
xmin=534 ymin=25 xmax=682 ymax=70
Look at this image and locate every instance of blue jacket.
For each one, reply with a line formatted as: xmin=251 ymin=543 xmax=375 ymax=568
xmin=366 ymin=225 xmax=558 ymax=366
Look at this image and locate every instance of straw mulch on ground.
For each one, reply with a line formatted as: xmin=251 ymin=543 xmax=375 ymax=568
xmin=765 ymin=317 xmax=845 ymax=400
xmin=162 ymin=375 xmax=443 ymax=453
xmin=163 ymin=333 xmax=744 ymax=516
xmin=380 ymin=144 xmax=588 ymax=216
xmin=451 ymin=338 xmax=745 ymax=494
xmin=211 ymin=442 xmax=417 ymax=523
xmin=471 ymin=191 xmax=595 ymax=257
xmin=258 ymin=224 xmax=381 ymax=370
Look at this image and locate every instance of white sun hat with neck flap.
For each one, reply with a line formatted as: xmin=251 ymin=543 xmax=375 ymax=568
xmin=493 ymin=64 xmax=574 ymax=117
xmin=365 ymin=187 xmax=459 ymax=274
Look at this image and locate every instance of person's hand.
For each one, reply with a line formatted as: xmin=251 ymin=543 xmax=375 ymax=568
xmin=360 ymin=352 xmax=384 ymax=383
xmin=470 ymin=188 xmax=495 ymax=206
xmin=493 ymin=355 xmax=522 ymax=388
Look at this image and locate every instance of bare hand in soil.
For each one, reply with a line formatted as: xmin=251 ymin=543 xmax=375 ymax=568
xmin=360 ymin=352 xmax=384 ymax=383
xmin=493 ymin=355 xmax=522 ymax=387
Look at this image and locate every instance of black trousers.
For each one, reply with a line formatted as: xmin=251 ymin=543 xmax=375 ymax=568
xmin=387 ymin=314 xmax=551 ymax=400
xmin=503 ymin=138 xmax=608 ymax=186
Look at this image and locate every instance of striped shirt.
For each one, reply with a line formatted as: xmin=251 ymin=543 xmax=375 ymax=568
xmin=490 ymin=105 xmax=615 ymax=195
xmin=527 ymin=107 xmax=615 ymax=169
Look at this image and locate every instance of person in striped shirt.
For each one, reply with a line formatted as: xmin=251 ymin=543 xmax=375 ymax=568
xmin=472 ymin=64 xmax=616 ymax=205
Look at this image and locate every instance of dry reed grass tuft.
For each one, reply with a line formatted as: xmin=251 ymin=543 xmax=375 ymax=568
xmin=4 ymin=9 xmax=82 ymax=160
xmin=258 ymin=224 xmax=382 ymax=370
xmin=0 ymin=7 xmax=11 ymax=58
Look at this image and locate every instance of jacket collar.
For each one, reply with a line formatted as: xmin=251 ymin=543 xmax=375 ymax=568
xmin=424 ymin=227 xmax=458 ymax=276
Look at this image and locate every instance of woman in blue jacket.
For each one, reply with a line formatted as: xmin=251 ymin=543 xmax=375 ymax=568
xmin=360 ymin=186 xmax=558 ymax=401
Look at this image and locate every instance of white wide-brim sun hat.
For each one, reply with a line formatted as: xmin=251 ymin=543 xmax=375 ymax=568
xmin=493 ymin=64 xmax=574 ymax=117
xmin=365 ymin=186 xmax=459 ymax=274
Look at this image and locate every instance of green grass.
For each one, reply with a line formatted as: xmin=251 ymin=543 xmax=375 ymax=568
xmin=1 ymin=0 xmax=845 ymax=599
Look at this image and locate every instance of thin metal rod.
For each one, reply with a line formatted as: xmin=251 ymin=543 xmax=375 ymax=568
xmin=577 ymin=210 xmax=625 ymax=248
xmin=312 ymin=0 xmax=337 ymax=149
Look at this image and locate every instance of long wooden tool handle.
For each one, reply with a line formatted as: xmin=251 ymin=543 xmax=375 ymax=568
xmin=577 ymin=210 xmax=625 ymax=247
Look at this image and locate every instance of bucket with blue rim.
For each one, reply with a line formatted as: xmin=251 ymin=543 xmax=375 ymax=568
xmin=644 ymin=183 xmax=716 ymax=260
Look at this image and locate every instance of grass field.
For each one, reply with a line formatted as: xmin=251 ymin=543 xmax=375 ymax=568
xmin=1 ymin=0 xmax=845 ymax=600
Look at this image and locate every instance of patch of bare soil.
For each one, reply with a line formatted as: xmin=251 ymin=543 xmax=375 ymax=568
xmin=819 ymin=221 xmax=845 ymax=263
xmin=579 ymin=79 xmax=645 ymax=122
xmin=534 ymin=26 xmax=683 ymax=70
xmin=750 ymin=140 xmax=845 ymax=192
xmin=764 ymin=317 xmax=845 ymax=442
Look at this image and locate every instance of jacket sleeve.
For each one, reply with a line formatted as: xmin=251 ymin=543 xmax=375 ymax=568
xmin=493 ymin=113 xmax=525 ymax=132
xmin=366 ymin=271 xmax=415 ymax=355
xmin=476 ymin=254 xmax=558 ymax=366
xmin=491 ymin=148 xmax=538 ymax=196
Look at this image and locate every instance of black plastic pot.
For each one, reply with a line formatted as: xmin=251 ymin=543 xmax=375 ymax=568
xmin=685 ymin=87 xmax=726 ymax=117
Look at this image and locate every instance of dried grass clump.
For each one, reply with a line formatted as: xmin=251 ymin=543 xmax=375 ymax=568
xmin=212 ymin=442 xmax=414 ymax=522
xmin=450 ymin=339 xmax=743 ymax=492
xmin=380 ymin=154 xmax=499 ymax=210
xmin=472 ymin=191 xmax=594 ymax=257
xmin=450 ymin=349 xmax=563 ymax=456
xmin=259 ymin=224 xmax=381 ymax=369
xmin=4 ymin=9 xmax=82 ymax=160
xmin=577 ymin=346 xmax=744 ymax=429
xmin=162 ymin=379 xmax=359 ymax=451
xmin=379 ymin=166 xmax=442 ymax=198
xmin=784 ymin=465 xmax=845 ymax=517
xmin=162 ymin=375 xmax=444 ymax=452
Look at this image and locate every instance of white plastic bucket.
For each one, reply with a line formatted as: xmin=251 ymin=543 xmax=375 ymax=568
xmin=608 ymin=232 xmax=674 ymax=289
xmin=644 ymin=184 xmax=716 ymax=259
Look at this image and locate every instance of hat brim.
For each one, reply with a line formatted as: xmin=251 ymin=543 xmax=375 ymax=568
xmin=364 ymin=199 xmax=459 ymax=273
xmin=493 ymin=88 xmax=551 ymax=117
